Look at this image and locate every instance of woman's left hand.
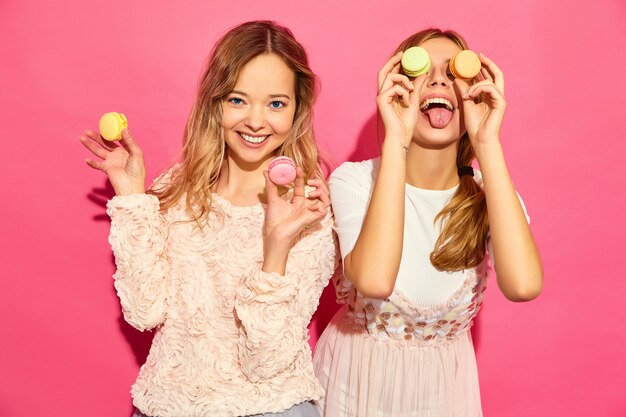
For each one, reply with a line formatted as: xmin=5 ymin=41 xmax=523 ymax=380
xmin=455 ymin=53 xmax=506 ymax=148
xmin=263 ymin=167 xmax=328 ymax=248
xmin=261 ymin=167 xmax=329 ymax=275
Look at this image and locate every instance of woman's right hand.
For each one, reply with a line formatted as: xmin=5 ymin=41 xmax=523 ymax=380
xmin=376 ymin=51 xmax=426 ymax=145
xmin=79 ymin=129 xmax=146 ymax=196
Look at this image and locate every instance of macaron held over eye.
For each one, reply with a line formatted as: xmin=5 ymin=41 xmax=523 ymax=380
xmin=449 ymin=50 xmax=481 ymax=80
xmin=99 ymin=112 xmax=128 ymax=141
xmin=268 ymin=156 xmax=297 ymax=186
xmin=401 ymin=46 xmax=431 ymax=77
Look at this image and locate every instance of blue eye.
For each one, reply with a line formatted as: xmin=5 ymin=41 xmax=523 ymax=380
xmin=270 ymin=100 xmax=286 ymax=109
xmin=228 ymin=97 xmax=244 ymax=105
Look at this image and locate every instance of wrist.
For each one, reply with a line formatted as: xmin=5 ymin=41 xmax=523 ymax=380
xmin=384 ymin=133 xmax=411 ymax=146
xmin=473 ymin=140 xmax=503 ymax=161
xmin=381 ymin=139 xmax=410 ymax=160
xmin=115 ymin=185 xmax=146 ymax=196
xmin=262 ymin=237 xmax=291 ymax=275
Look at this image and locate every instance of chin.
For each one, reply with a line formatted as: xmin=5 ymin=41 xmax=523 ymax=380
xmin=413 ymin=128 xmax=462 ymax=149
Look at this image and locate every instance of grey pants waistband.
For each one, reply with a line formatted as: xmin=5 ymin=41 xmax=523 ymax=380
xmin=133 ymin=401 xmax=320 ymax=417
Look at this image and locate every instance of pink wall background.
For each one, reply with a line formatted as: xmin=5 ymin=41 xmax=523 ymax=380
xmin=1 ymin=0 xmax=625 ymax=416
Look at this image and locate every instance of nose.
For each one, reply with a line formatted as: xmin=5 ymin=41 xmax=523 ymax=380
xmin=244 ymin=104 xmax=265 ymax=131
xmin=426 ymin=66 xmax=450 ymax=88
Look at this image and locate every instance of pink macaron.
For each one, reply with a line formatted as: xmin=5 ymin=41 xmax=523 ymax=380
xmin=268 ymin=156 xmax=297 ymax=185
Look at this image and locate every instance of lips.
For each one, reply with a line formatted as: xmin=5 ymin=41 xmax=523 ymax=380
xmin=238 ymin=132 xmax=269 ymax=145
xmin=420 ymin=95 xmax=455 ymax=129
xmin=420 ymin=97 xmax=454 ymax=112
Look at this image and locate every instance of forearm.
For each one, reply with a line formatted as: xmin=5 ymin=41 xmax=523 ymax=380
xmin=107 ymin=194 xmax=169 ymax=330
xmin=235 ymin=269 xmax=302 ymax=381
xmin=262 ymin=239 xmax=291 ymax=276
xmin=237 ymin=219 xmax=336 ymax=380
xmin=475 ymin=142 xmax=543 ymax=301
xmin=347 ymin=139 xmax=407 ymax=298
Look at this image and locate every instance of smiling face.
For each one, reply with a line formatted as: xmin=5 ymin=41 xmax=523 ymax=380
xmin=413 ymin=37 xmax=466 ymax=148
xmin=222 ymin=53 xmax=297 ymax=169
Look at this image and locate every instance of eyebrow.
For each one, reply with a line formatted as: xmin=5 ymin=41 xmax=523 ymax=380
xmin=230 ymin=90 xmax=292 ymax=100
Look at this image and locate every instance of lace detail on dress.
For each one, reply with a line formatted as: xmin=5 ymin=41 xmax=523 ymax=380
xmin=338 ymin=258 xmax=490 ymax=346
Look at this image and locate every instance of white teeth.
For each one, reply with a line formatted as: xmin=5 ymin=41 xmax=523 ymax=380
xmin=420 ymin=98 xmax=454 ymax=111
xmin=240 ymin=133 xmax=268 ymax=144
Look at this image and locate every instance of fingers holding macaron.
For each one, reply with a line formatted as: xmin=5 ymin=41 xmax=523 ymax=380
xmin=378 ymin=51 xmax=403 ymax=92
xmin=266 ymin=156 xmax=329 ymax=226
xmin=476 ymin=53 xmax=504 ymax=95
xmin=306 ymin=177 xmax=330 ymax=210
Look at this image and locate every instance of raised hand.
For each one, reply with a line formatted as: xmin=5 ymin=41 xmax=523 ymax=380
xmin=376 ymin=51 xmax=426 ymax=144
xmin=454 ymin=53 xmax=506 ymax=148
xmin=79 ymin=129 xmax=146 ymax=196
xmin=261 ymin=167 xmax=328 ymax=275
xmin=263 ymin=167 xmax=327 ymax=244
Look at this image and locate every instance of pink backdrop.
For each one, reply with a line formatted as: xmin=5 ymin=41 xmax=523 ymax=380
xmin=1 ymin=0 xmax=625 ymax=416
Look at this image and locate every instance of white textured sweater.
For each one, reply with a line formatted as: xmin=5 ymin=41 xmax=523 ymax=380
xmin=107 ymin=190 xmax=337 ymax=417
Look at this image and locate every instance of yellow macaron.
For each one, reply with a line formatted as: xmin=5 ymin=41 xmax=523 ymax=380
xmin=449 ymin=50 xmax=481 ymax=81
xmin=401 ymin=47 xmax=431 ymax=77
xmin=99 ymin=112 xmax=128 ymax=141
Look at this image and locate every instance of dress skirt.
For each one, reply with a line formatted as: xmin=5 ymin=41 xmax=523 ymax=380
xmin=313 ymin=307 xmax=483 ymax=417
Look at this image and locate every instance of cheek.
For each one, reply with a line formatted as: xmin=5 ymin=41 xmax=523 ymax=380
xmin=270 ymin=111 xmax=295 ymax=135
xmin=221 ymin=105 xmax=248 ymax=130
xmin=455 ymin=108 xmax=466 ymax=132
xmin=221 ymin=109 xmax=236 ymax=129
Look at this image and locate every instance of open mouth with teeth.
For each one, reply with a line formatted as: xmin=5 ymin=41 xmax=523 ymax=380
xmin=239 ymin=132 xmax=269 ymax=145
xmin=420 ymin=97 xmax=455 ymax=129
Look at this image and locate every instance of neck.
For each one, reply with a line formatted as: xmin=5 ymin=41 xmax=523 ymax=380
xmin=405 ymin=141 xmax=459 ymax=190
xmin=215 ymin=154 xmax=270 ymax=205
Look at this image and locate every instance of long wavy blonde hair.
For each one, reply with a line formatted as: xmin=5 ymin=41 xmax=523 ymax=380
xmin=395 ymin=29 xmax=490 ymax=272
xmin=149 ymin=21 xmax=323 ymax=224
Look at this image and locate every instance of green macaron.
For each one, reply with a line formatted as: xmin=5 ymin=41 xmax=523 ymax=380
xmin=401 ymin=47 xmax=431 ymax=77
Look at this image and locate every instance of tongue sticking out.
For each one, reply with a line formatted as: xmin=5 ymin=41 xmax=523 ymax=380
xmin=424 ymin=107 xmax=453 ymax=129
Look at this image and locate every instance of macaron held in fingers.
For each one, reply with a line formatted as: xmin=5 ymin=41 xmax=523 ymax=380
xmin=401 ymin=46 xmax=431 ymax=77
xmin=99 ymin=112 xmax=128 ymax=141
xmin=268 ymin=156 xmax=297 ymax=185
xmin=449 ymin=50 xmax=482 ymax=80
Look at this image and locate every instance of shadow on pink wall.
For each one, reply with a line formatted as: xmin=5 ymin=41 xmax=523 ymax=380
xmin=87 ymin=179 xmax=156 ymax=369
